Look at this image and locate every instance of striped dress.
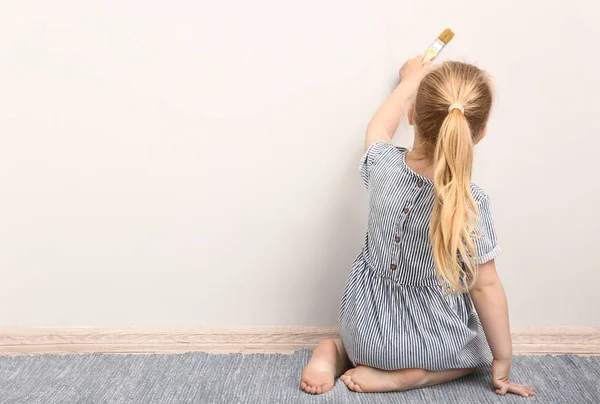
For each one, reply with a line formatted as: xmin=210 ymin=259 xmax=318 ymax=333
xmin=339 ymin=141 xmax=500 ymax=372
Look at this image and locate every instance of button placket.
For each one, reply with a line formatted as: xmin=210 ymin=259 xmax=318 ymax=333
xmin=392 ymin=179 xmax=425 ymax=273
xmin=393 ymin=205 xmax=409 ymax=272
xmin=403 ymin=178 xmax=426 ymax=215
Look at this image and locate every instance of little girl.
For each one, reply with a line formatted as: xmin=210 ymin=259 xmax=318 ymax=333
xmin=300 ymin=57 xmax=534 ymax=397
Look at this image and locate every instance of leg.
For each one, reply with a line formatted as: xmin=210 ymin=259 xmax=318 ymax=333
xmin=340 ymin=365 xmax=475 ymax=393
xmin=300 ymin=338 xmax=352 ymax=395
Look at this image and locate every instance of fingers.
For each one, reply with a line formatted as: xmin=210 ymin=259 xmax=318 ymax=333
xmin=496 ymin=382 xmax=535 ymax=397
xmin=510 ymin=383 xmax=535 ymax=397
xmin=415 ymin=54 xmax=431 ymax=68
xmin=512 ymin=382 xmax=535 ymax=396
xmin=509 ymin=385 xmax=533 ymax=397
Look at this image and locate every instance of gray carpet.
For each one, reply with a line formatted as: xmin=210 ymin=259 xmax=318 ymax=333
xmin=1 ymin=350 xmax=599 ymax=404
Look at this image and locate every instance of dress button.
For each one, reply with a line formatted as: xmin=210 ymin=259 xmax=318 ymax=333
xmin=390 ymin=264 xmax=397 ymax=271
xmin=417 ymin=180 xmax=423 ymax=188
xmin=403 ymin=207 xmax=409 ymax=214
xmin=395 ymin=236 xmax=401 ymax=243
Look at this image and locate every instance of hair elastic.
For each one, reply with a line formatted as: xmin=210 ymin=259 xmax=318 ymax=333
xmin=448 ymin=103 xmax=464 ymax=114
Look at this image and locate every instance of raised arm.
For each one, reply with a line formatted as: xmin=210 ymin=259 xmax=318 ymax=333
xmin=470 ymin=260 xmax=535 ymax=397
xmin=365 ymin=56 xmax=430 ymax=151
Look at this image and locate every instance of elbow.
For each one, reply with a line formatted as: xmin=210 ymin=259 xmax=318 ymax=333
xmin=471 ymin=275 xmax=502 ymax=295
xmin=470 ymin=260 xmax=502 ymax=293
xmin=471 ymin=281 xmax=498 ymax=296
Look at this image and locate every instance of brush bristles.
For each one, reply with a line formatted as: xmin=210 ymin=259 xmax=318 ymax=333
xmin=438 ymin=28 xmax=455 ymax=45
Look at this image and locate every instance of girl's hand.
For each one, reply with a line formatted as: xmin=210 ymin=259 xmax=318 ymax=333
xmin=399 ymin=55 xmax=431 ymax=84
xmin=492 ymin=358 xmax=535 ymax=397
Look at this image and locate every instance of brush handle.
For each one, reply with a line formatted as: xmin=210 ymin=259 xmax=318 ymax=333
xmin=423 ymin=50 xmax=437 ymax=63
xmin=423 ymin=38 xmax=445 ymax=63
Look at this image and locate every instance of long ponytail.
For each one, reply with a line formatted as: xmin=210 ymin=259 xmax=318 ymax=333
xmin=415 ymin=61 xmax=493 ymax=294
xmin=430 ymin=108 xmax=478 ymax=293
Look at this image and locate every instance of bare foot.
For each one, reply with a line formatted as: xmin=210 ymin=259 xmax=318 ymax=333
xmin=300 ymin=339 xmax=349 ymax=395
xmin=340 ymin=366 xmax=428 ymax=393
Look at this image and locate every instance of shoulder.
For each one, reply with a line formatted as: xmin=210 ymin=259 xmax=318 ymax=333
xmin=469 ymin=183 xmax=490 ymax=205
xmin=362 ymin=141 xmax=406 ymax=166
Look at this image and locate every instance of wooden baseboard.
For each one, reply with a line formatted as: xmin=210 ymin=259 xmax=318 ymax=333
xmin=0 ymin=327 xmax=598 ymax=355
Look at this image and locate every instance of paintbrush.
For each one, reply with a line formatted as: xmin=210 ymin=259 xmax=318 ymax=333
xmin=423 ymin=29 xmax=455 ymax=63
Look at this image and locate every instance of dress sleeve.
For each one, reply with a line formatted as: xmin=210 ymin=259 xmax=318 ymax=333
xmin=474 ymin=196 xmax=501 ymax=264
xmin=359 ymin=141 xmax=395 ymax=188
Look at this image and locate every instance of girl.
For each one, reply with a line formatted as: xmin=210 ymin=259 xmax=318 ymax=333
xmin=300 ymin=57 xmax=535 ymax=397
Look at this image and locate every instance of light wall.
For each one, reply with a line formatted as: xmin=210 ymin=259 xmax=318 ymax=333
xmin=1 ymin=0 xmax=598 ymax=326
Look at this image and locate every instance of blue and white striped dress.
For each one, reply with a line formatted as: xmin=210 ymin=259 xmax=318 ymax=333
xmin=339 ymin=141 xmax=500 ymax=372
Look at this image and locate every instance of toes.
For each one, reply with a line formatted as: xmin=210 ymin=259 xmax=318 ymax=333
xmin=342 ymin=377 xmax=359 ymax=392
xmin=341 ymin=369 xmax=364 ymax=393
xmin=301 ymin=382 xmax=334 ymax=395
xmin=300 ymin=381 xmax=312 ymax=394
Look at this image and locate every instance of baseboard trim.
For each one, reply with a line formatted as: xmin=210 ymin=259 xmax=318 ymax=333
xmin=0 ymin=326 xmax=598 ymax=355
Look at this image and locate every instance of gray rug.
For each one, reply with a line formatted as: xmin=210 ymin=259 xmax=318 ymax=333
xmin=1 ymin=350 xmax=599 ymax=404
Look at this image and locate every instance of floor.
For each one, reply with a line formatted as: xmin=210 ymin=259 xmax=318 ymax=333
xmin=1 ymin=349 xmax=599 ymax=403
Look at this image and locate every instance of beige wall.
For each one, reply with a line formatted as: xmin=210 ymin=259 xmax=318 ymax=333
xmin=1 ymin=0 xmax=598 ymax=327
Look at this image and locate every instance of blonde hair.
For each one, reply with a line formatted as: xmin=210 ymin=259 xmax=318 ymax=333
xmin=414 ymin=61 xmax=493 ymax=294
